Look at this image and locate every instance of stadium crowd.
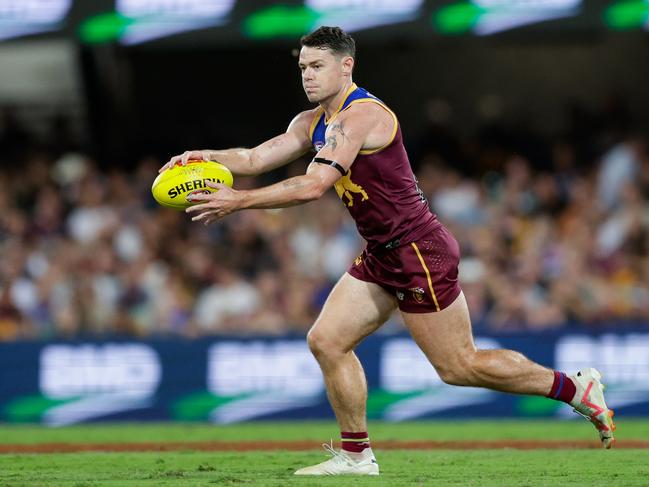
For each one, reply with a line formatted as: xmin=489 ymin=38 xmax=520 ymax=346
xmin=1 ymin=107 xmax=648 ymax=340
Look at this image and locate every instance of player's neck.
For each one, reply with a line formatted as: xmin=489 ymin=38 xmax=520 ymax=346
xmin=321 ymin=80 xmax=355 ymax=121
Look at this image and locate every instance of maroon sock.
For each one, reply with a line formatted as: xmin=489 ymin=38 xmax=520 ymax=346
xmin=547 ymin=371 xmax=577 ymax=403
xmin=341 ymin=431 xmax=370 ymax=453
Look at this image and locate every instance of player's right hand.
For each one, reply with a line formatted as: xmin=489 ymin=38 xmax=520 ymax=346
xmin=159 ymin=150 xmax=210 ymax=173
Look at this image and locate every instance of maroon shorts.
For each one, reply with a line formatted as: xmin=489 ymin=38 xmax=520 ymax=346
xmin=348 ymin=223 xmax=462 ymax=313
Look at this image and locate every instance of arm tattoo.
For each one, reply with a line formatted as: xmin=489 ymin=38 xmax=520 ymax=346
xmin=269 ymin=137 xmax=284 ymax=148
xmin=325 ymin=120 xmax=349 ymax=152
xmin=282 ymin=178 xmax=306 ymax=189
xmin=325 ymin=134 xmax=338 ymax=151
xmin=331 ymin=120 xmax=348 ymax=139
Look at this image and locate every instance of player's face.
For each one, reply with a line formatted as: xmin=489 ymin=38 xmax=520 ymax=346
xmin=298 ymin=47 xmax=350 ymax=103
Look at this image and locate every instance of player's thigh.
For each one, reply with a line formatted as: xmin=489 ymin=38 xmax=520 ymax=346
xmin=400 ymin=291 xmax=476 ymax=372
xmin=308 ymin=272 xmax=397 ymax=353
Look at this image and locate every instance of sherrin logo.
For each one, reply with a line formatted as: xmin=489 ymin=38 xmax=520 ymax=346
xmin=167 ymin=177 xmax=226 ymax=199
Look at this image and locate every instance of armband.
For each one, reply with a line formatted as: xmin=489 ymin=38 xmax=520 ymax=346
xmin=313 ymin=157 xmax=346 ymax=176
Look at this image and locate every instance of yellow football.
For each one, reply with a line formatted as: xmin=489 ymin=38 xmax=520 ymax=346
xmin=151 ymin=160 xmax=234 ymax=210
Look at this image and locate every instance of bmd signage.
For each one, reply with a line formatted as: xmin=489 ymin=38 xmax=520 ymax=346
xmin=38 ymin=343 xmax=161 ymax=425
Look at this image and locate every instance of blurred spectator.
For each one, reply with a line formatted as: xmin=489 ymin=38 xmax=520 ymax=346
xmin=597 ymin=135 xmax=644 ymax=211
xmin=1 ymin=110 xmax=648 ymax=340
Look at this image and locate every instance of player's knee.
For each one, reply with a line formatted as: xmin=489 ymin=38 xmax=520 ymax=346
xmin=306 ymin=328 xmax=321 ymax=355
xmin=306 ymin=327 xmax=342 ymax=359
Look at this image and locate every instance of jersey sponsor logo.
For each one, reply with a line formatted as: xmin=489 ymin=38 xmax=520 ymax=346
xmin=314 ymin=141 xmax=325 ymax=151
xmin=334 ymin=169 xmax=368 ymax=207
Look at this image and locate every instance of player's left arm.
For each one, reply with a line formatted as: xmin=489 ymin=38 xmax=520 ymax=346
xmin=186 ymin=104 xmax=380 ymax=224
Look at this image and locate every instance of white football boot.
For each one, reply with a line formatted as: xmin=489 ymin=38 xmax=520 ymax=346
xmin=569 ymin=368 xmax=616 ymax=449
xmin=294 ymin=442 xmax=379 ymax=476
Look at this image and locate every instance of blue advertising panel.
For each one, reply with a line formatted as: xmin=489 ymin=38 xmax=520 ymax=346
xmin=1 ymin=330 xmax=647 ymax=425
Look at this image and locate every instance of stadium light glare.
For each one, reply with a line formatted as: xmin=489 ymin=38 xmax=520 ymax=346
xmin=243 ymin=5 xmax=319 ymax=39
xmin=243 ymin=0 xmax=423 ymax=40
xmin=604 ymin=0 xmax=649 ymax=30
xmin=79 ymin=12 xmax=132 ymax=44
xmin=433 ymin=2 xmax=484 ymax=34
xmin=116 ymin=0 xmax=236 ymax=45
xmin=307 ymin=0 xmax=423 ymax=33
xmin=0 ymin=0 xmax=72 ymax=41
xmin=433 ymin=0 xmax=583 ymax=35
xmin=80 ymin=0 xmax=236 ymax=45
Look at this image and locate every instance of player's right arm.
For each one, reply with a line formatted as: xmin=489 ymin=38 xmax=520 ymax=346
xmin=160 ymin=109 xmax=316 ymax=176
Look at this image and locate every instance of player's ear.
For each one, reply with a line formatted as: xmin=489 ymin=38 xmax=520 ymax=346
xmin=342 ymin=56 xmax=354 ymax=76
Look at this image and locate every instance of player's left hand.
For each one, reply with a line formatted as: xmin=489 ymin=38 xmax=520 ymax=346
xmin=185 ymin=180 xmax=241 ymax=225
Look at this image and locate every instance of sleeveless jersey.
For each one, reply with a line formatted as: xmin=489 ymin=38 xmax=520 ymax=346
xmin=310 ymin=83 xmax=439 ymax=251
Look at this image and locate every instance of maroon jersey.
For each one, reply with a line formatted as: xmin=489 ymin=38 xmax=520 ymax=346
xmin=310 ymin=83 xmax=439 ymax=250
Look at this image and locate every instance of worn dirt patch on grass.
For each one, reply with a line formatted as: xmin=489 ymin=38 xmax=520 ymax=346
xmin=0 ymin=439 xmax=646 ymax=454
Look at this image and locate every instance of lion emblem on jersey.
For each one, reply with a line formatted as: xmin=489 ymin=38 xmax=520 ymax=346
xmin=334 ymin=169 xmax=368 ymax=207
xmin=409 ymin=287 xmax=426 ymax=303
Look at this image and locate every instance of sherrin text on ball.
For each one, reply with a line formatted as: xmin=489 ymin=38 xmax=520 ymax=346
xmin=151 ymin=160 xmax=233 ymax=210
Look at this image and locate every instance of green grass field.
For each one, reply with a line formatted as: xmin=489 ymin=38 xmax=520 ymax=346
xmin=0 ymin=420 xmax=648 ymax=486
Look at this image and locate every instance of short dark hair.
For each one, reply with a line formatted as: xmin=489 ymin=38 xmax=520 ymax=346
xmin=300 ymin=26 xmax=355 ymax=59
